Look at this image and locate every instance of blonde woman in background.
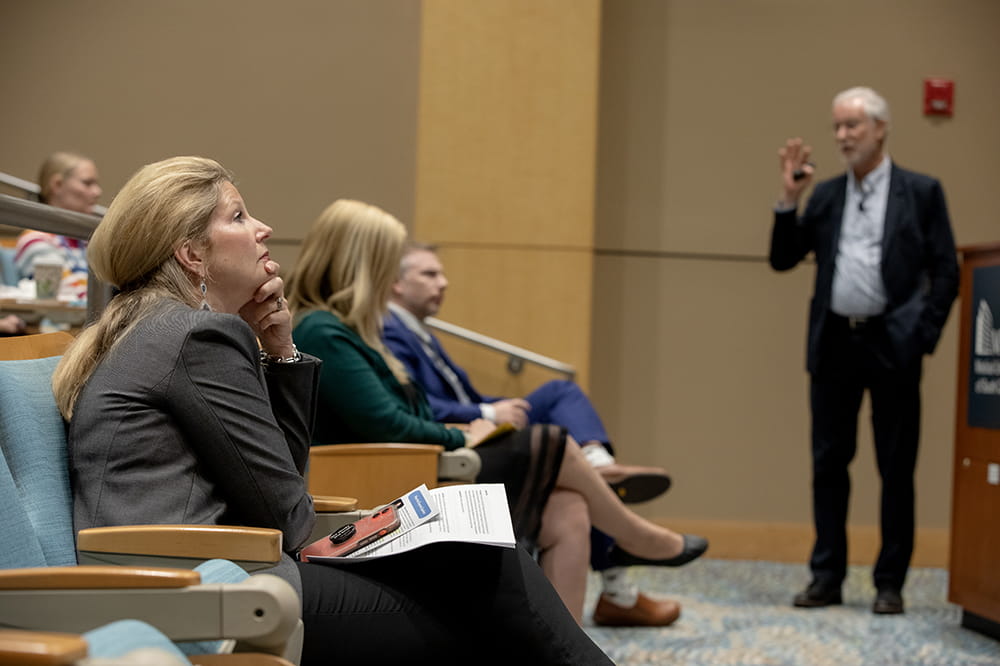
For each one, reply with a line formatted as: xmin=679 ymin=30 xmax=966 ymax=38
xmin=286 ymin=199 xmax=708 ymax=625
xmin=14 ymin=151 xmax=101 ymax=300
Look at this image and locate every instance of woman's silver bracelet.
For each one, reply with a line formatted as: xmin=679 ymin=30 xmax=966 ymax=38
xmin=260 ymin=344 xmax=301 ymax=364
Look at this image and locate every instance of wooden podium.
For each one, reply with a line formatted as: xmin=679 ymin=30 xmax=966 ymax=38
xmin=949 ymin=242 xmax=1000 ymax=640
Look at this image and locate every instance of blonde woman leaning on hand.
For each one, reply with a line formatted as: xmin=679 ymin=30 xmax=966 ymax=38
xmin=53 ymin=156 xmax=612 ymax=666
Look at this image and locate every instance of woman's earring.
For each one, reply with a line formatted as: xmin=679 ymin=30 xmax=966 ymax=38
xmin=199 ymin=279 xmax=211 ymax=311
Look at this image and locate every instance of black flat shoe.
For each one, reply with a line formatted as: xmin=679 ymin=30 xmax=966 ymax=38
xmin=607 ymin=473 xmax=672 ymax=504
xmin=872 ymin=587 xmax=904 ymax=615
xmin=609 ymin=534 xmax=708 ymax=568
xmin=793 ymin=581 xmax=842 ymax=608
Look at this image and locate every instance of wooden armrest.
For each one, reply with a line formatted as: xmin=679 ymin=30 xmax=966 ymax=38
xmin=311 ymin=495 xmax=358 ymax=512
xmin=0 ymin=566 xmax=200 ymax=590
xmin=0 ymin=629 xmax=88 ymax=666
xmin=76 ymin=525 xmax=282 ymax=563
xmin=310 ymin=443 xmax=445 ymax=457
xmin=192 ymin=654 xmax=296 ymax=666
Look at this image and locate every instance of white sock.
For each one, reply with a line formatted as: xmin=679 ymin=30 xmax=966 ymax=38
xmin=600 ymin=567 xmax=639 ymax=607
xmin=582 ymin=442 xmax=616 ymax=469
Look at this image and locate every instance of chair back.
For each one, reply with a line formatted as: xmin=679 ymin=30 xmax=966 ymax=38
xmin=0 ymin=332 xmax=77 ymax=568
xmin=308 ymin=443 xmax=443 ymax=508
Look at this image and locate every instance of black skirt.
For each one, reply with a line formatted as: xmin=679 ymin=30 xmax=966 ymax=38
xmin=474 ymin=424 xmax=566 ymax=552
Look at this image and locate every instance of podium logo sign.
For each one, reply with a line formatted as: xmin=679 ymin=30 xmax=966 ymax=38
xmin=969 ymin=265 xmax=1000 ymax=429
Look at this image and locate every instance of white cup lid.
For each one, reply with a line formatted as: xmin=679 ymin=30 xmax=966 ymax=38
xmin=32 ymin=256 xmax=65 ymax=267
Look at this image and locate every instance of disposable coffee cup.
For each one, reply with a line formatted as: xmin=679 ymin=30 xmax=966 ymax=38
xmin=33 ymin=257 xmax=65 ymax=300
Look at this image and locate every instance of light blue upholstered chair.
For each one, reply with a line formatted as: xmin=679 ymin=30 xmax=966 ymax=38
xmin=0 ymin=333 xmax=302 ymax=664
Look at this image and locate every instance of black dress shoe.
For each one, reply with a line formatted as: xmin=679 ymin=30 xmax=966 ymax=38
xmin=609 ymin=534 xmax=708 ymax=568
xmin=793 ymin=581 xmax=842 ymax=608
xmin=872 ymin=587 xmax=904 ymax=614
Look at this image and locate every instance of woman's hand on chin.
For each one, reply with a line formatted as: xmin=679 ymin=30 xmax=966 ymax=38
xmin=240 ymin=260 xmax=295 ymax=358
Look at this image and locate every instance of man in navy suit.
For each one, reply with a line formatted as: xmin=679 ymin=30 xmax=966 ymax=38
xmin=384 ymin=242 xmax=683 ymax=626
xmin=770 ymin=87 xmax=959 ymax=615
xmin=384 ymin=244 xmax=673 ymax=503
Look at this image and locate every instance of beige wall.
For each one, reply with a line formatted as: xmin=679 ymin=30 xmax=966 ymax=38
xmin=592 ymin=0 xmax=1000 ymax=562
xmin=414 ymin=0 xmax=601 ymax=388
xmin=0 ymin=0 xmax=422 ymax=270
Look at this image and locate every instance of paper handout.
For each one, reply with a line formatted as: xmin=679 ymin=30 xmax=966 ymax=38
xmin=302 ymin=483 xmax=515 ymax=563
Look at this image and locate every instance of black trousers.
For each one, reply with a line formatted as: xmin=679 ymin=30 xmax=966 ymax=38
xmin=297 ymin=542 xmax=612 ymax=666
xmin=808 ymin=315 xmax=922 ymax=591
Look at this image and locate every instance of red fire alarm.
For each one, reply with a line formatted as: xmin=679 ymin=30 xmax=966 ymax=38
xmin=923 ymin=78 xmax=954 ymax=117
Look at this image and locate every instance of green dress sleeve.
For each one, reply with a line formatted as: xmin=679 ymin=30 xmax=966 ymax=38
xmin=294 ymin=312 xmax=467 ymax=450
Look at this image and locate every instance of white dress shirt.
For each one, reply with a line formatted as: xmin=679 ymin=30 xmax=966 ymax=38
xmin=830 ymin=155 xmax=891 ymax=318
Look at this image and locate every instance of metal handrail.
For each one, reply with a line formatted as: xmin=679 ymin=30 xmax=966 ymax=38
xmin=0 ymin=193 xmax=111 ymax=322
xmin=0 ymin=171 xmax=108 ymax=216
xmin=0 ymin=194 xmax=100 ymax=238
xmin=424 ymin=316 xmax=576 ymax=380
xmin=0 ymin=171 xmax=40 ymax=196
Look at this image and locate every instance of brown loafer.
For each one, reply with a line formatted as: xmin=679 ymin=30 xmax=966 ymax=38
xmin=592 ymin=593 xmax=681 ymax=627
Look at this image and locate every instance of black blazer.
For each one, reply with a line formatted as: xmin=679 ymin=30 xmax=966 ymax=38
xmin=769 ymin=163 xmax=959 ymax=373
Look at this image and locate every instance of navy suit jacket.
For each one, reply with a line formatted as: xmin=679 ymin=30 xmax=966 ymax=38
xmin=769 ymin=163 xmax=959 ymax=374
xmin=383 ymin=310 xmax=498 ymax=423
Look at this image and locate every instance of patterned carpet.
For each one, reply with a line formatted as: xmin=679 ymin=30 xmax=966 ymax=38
xmin=582 ymin=559 xmax=1000 ymax=665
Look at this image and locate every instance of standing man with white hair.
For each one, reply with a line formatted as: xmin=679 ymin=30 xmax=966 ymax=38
xmin=769 ymin=86 xmax=959 ymax=614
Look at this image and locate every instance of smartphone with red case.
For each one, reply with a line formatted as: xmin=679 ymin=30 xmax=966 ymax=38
xmin=311 ymin=505 xmax=401 ymax=559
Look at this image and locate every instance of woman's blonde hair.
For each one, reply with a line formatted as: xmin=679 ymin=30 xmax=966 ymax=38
xmin=52 ymin=156 xmax=233 ymax=418
xmin=285 ymin=199 xmax=409 ymax=383
xmin=37 ymin=151 xmax=89 ymax=204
